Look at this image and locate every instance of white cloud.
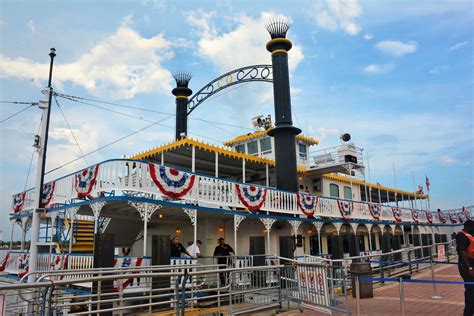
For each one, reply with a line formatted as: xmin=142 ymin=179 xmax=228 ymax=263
xmin=26 ymin=20 xmax=35 ymax=33
xmin=363 ymin=33 xmax=373 ymax=40
xmin=363 ymin=63 xmax=394 ymax=74
xmin=0 ymin=17 xmax=174 ymax=99
xmin=140 ymin=0 xmax=166 ymax=12
xmin=310 ymin=0 xmax=363 ymax=36
xmin=375 ymin=40 xmax=417 ymax=57
xmin=449 ymin=41 xmax=469 ymax=52
xmin=439 ymin=155 xmax=458 ymax=165
xmin=186 ymin=11 xmax=304 ymax=72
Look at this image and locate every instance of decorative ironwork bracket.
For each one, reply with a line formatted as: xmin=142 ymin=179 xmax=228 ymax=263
xmin=234 ymin=214 xmax=246 ymax=231
xmin=288 ymin=220 xmax=302 ymax=236
xmin=187 ymin=65 xmax=272 ymax=115
xmin=183 ymin=208 xmax=197 ymax=226
xmin=90 ymin=201 xmax=106 ymax=219
xmin=260 ymin=217 xmax=276 ymax=232
xmin=129 ymin=202 xmax=161 ymax=222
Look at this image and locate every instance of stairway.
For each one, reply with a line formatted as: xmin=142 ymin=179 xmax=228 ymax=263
xmin=62 ymin=218 xmax=95 ymax=254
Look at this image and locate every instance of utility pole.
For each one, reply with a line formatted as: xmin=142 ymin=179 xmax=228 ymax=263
xmin=28 ymin=48 xmax=56 ymax=283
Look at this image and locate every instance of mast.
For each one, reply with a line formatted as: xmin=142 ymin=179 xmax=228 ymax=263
xmin=28 ymin=48 xmax=56 ymax=283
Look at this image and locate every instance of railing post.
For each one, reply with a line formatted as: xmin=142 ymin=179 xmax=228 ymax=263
xmin=399 ymin=277 xmax=405 ymax=316
xmin=429 ymin=248 xmax=442 ymax=300
xmin=355 ymin=275 xmax=361 ymax=316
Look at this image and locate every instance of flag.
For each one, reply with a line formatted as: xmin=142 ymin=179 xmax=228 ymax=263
xmin=425 ymin=175 xmax=430 ymax=191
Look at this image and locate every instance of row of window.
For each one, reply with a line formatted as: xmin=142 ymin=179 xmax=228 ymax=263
xmin=329 ymin=183 xmax=352 ymax=199
xmin=234 ymin=137 xmax=308 ymax=159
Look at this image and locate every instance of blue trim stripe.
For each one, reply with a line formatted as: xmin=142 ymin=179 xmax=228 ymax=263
xmin=358 ymin=277 xmax=474 ymax=285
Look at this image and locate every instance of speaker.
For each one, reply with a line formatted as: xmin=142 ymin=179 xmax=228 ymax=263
xmin=92 ymin=233 xmax=115 ymax=315
xmin=151 ymin=235 xmax=171 ymax=309
xmin=331 ymin=235 xmax=344 ymax=260
xmin=381 ymin=235 xmax=391 ymax=253
xmin=391 ymin=235 xmax=402 ymax=261
xmin=348 ymin=234 xmax=360 ymax=257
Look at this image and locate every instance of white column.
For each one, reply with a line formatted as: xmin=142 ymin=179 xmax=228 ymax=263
xmin=161 ymin=152 xmax=164 ymax=165
xmin=68 ymin=207 xmax=80 ymax=254
xmin=191 ymin=146 xmax=195 ymax=172
xmin=215 ymin=152 xmax=219 ymax=178
xmin=183 ymin=208 xmax=197 ymax=249
xmin=20 ymin=217 xmax=30 ymax=251
xmin=260 ymin=218 xmax=276 ymax=254
xmin=234 ymin=215 xmax=246 ymax=256
xmin=366 ymin=224 xmax=373 ymax=251
xmin=334 ymin=222 xmax=343 ymax=235
xmin=313 ymin=222 xmax=324 ymax=255
xmin=9 ymin=220 xmax=15 ymax=250
xmin=48 ymin=213 xmax=58 ymax=258
xmin=129 ymin=202 xmax=162 ymax=257
xmin=265 ymin=164 xmax=269 ymax=187
xmin=242 ymin=159 xmax=246 ymax=183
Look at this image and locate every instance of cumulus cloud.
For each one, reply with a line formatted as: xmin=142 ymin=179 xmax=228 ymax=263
xmin=26 ymin=20 xmax=35 ymax=33
xmin=375 ymin=40 xmax=417 ymax=57
xmin=363 ymin=63 xmax=394 ymax=74
xmin=363 ymin=33 xmax=373 ymax=40
xmin=185 ymin=11 xmax=304 ymax=72
xmin=0 ymin=17 xmax=174 ymax=99
xmin=310 ymin=0 xmax=363 ymax=36
xmin=439 ymin=155 xmax=459 ymax=166
xmin=448 ymin=41 xmax=469 ymax=52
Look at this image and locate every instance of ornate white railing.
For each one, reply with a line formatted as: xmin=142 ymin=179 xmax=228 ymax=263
xmin=10 ymin=159 xmax=467 ymax=225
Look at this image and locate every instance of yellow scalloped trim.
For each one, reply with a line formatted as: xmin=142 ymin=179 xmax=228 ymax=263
xmin=322 ymin=174 xmax=429 ymax=200
xmin=223 ymin=130 xmax=319 ymax=147
xmin=129 ymin=137 xmax=308 ymax=173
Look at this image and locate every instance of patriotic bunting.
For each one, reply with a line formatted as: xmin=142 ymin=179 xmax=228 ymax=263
xmin=337 ymin=200 xmax=353 ymax=220
xmin=12 ymin=192 xmax=26 ymax=213
xmin=0 ymin=253 xmax=9 ymax=272
xmin=113 ymin=257 xmax=143 ymax=290
xmin=297 ymin=193 xmax=318 ymax=217
xmin=236 ymin=184 xmax=267 ymax=211
xmin=392 ymin=208 xmax=402 ymax=222
xmin=411 ymin=210 xmax=419 ymax=224
xmin=149 ymin=164 xmax=195 ymax=199
xmin=449 ymin=213 xmax=458 ymax=224
xmin=17 ymin=254 xmax=29 ymax=278
xmin=438 ymin=210 xmax=447 ymax=224
xmin=425 ymin=211 xmax=433 ymax=224
xmin=75 ymin=165 xmax=99 ymax=199
xmin=369 ymin=203 xmax=381 ymax=221
xmin=462 ymin=207 xmax=471 ymax=221
xmin=41 ymin=181 xmax=56 ymax=208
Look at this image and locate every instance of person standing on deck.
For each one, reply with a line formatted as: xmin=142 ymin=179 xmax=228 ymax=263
xmin=170 ymin=236 xmax=193 ymax=258
xmin=186 ymin=240 xmax=202 ymax=258
xmin=213 ymin=238 xmax=234 ymax=286
xmin=456 ymin=219 xmax=474 ymax=316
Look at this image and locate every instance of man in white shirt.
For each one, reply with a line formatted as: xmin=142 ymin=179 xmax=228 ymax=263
xmin=186 ymin=240 xmax=202 ymax=258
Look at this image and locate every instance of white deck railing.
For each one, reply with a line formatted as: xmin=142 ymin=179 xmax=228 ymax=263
xmin=10 ymin=159 xmax=463 ymax=225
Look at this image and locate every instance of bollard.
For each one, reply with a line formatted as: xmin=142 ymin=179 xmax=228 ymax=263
xmin=429 ymin=251 xmax=442 ymax=300
xmin=399 ymin=278 xmax=406 ymax=316
xmin=355 ymin=276 xmax=361 ymax=316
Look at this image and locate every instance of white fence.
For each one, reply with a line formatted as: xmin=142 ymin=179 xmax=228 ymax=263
xmin=11 ymin=159 xmax=457 ymax=225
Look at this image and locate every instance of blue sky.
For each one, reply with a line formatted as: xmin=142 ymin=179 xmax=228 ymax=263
xmin=1 ymin=0 xmax=472 ymax=238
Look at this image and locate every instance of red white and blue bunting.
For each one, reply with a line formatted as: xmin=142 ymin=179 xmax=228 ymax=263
xmin=392 ymin=208 xmax=402 ymax=222
xmin=337 ymin=200 xmax=353 ymax=220
xmin=297 ymin=193 xmax=318 ymax=217
xmin=438 ymin=210 xmax=447 ymax=224
xmin=50 ymin=254 xmax=69 ymax=278
xmin=12 ymin=192 xmax=26 ymax=213
xmin=113 ymin=257 xmax=143 ymax=290
xmin=41 ymin=181 xmax=55 ymax=208
xmin=425 ymin=211 xmax=433 ymax=224
xmin=236 ymin=184 xmax=267 ymax=211
xmin=411 ymin=210 xmax=419 ymax=223
xmin=0 ymin=253 xmax=9 ymax=272
xmin=369 ymin=203 xmax=381 ymax=221
xmin=149 ymin=164 xmax=195 ymax=199
xmin=462 ymin=207 xmax=471 ymax=221
xmin=75 ymin=165 xmax=99 ymax=199
xmin=17 ymin=254 xmax=29 ymax=278
xmin=449 ymin=213 xmax=458 ymax=224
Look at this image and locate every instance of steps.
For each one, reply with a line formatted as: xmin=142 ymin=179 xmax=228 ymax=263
xmin=62 ymin=218 xmax=95 ymax=254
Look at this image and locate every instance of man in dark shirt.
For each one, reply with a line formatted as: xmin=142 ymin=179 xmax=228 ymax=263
xmin=456 ymin=220 xmax=474 ymax=316
xmin=170 ymin=236 xmax=193 ymax=258
xmin=213 ymin=238 xmax=234 ymax=286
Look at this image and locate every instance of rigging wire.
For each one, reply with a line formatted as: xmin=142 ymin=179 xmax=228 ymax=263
xmin=1 ymin=104 xmax=36 ymax=124
xmin=0 ymin=101 xmax=39 ymax=105
xmin=55 ymin=95 xmax=225 ymax=143
xmin=54 ymin=96 xmax=89 ymax=166
xmin=45 ymin=120 xmax=163 ymax=175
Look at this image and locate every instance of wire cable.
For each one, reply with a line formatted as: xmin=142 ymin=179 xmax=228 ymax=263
xmin=0 ymin=101 xmax=38 ymax=105
xmin=1 ymin=104 xmax=36 ymax=124
xmin=23 ymin=114 xmax=43 ymax=190
xmin=54 ymin=96 xmax=89 ymax=166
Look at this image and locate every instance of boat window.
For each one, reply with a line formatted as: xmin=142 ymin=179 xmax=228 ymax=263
xmin=299 ymin=143 xmax=307 ymax=159
xmin=343 ymin=186 xmax=352 ymax=199
xmin=329 ymin=183 xmax=339 ymax=198
xmin=260 ymin=137 xmax=272 ymax=154
xmin=247 ymin=141 xmax=258 ymax=155
xmin=235 ymin=144 xmax=245 ymax=153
